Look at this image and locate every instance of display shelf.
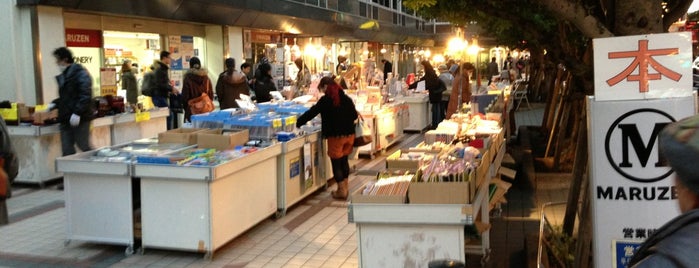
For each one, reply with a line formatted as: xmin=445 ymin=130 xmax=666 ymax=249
xmin=276 ymin=131 xmax=324 ymax=217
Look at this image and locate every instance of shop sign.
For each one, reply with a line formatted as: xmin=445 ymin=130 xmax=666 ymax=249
xmin=611 ymin=240 xmax=642 ymax=268
xmin=592 ymin=32 xmax=692 ymax=101
xmin=65 ymin=29 xmax=102 ymax=48
xmin=587 ymin=96 xmax=694 ymax=268
xmin=251 ymin=32 xmax=273 ymax=43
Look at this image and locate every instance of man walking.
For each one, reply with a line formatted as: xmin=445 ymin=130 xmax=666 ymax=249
xmin=51 ymin=47 xmax=93 ymax=156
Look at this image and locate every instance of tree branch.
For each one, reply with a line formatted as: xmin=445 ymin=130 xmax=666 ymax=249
xmin=663 ymin=0 xmax=692 ymax=30
xmin=538 ymin=0 xmax=614 ymax=38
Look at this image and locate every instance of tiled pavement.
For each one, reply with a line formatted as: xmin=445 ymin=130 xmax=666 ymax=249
xmin=0 ymin=102 xmax=569 ymax=267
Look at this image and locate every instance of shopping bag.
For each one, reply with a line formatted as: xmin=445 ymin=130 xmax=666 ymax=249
xmin=188 ymin=92 xmax=214 ymax=114
xmin=353 ymin=115 xmax=372 ymax=147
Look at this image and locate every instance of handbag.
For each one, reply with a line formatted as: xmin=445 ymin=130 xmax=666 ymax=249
xmin=188 ymin=92 xmax=214 ymax=114
xmin=353 ymin=114 xmax=373 ymax=147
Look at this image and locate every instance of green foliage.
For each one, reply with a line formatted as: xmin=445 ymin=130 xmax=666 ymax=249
xmin=546 ymin=225 xmax=576 ymax=267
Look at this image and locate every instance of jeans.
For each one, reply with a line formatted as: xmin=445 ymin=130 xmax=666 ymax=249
xmin=431 ymin=101 xmax=444 ymax=129
xmin=60 ymin=121 xmax=92 ymax=156
xmin=151 ymin=96 xmax=173 ymax=130
xmin=330 ymin=156 xmax=350 ymax=183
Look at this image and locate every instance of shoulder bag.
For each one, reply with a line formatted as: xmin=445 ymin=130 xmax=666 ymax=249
xmin=353 ymin=114 xmax=373 ymax=147
xmin=188 ymin=83 xmax=214 ymax=114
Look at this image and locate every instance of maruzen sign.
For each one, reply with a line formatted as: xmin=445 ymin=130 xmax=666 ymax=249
xmin=589 ymin=32 xmax=695 ymax=268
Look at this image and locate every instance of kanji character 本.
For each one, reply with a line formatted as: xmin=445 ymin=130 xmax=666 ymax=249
xmin=623 ymin=227 xmax=634 ymax=238
xmin=606 ymin=39 xmax=682 ymax=93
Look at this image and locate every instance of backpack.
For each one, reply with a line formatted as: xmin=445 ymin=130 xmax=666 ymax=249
xmin=141 ymin=71 xmax=156 ymax=96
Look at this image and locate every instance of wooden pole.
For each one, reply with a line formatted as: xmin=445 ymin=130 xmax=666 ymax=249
xmin=563 ymin=107 xmax=588 ymax=236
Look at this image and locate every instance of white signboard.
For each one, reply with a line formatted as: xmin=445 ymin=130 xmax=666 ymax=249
xmin=593 ymin=32 xmax=693 ymax=101
xmin=588 ymin=96 xmax=694 ymax=268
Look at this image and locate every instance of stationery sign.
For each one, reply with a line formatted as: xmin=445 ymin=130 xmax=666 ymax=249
xmin=593 ymin=32 xmax=693 ymax=101
xmin=588 ymin=96 xmax=694 ymax=268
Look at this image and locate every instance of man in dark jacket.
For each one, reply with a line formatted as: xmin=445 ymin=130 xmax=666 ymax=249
xmin=381 ymin=58 xmax=393 ymax=83
xmin=51 ymin=47 xmax=93 ymax=156
xmin=152 ymin=51 xmax=176 ymax=129
xmin=629 ymin=114 xmax=699 ymax=267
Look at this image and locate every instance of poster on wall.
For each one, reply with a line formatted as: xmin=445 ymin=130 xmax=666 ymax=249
xmin=168 ymin=36 xmax=182 ymax=70
xmin=181 ymin=36 xmax=194 ymax=69
xmin=99 ymin=68 xmax=117 ymax=96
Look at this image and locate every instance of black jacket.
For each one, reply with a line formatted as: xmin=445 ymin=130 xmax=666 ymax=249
xmin=53 ymin=63 xmax=93 ymax=123
xmin=153 ymin=60 xmax=173 ymax=97
xmin=253 ymin=76 xmax=277 ymax=103
xmin=409 ymin=75 xmax=445 ymax=103
xmin=296 ymin=90 xmax=358 ymax=138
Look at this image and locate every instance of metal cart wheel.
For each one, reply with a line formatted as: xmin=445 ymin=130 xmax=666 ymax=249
xmin=481 ymin=249 xmax=491 ymax=265
xmin=138 ymin=247 xmax=145 ymax=255
xmin=125 ymin=245 xmax=134 ymax=256
xmin=275 ymin=209 xmax=286 ymax=219
xmin=204 ymin=251 xmax=213 ymax=260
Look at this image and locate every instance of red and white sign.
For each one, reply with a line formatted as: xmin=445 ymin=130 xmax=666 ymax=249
xmin=593 ymin=32 xmax=693 ymax=101
xmin=65 ymin=29 xmax=102 ymax=48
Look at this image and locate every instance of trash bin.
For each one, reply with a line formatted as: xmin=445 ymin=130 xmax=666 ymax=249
xmin=428 ymin=259 xmax=466 ymax=268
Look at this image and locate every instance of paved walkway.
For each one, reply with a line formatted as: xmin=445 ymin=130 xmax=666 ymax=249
xmin=0 ymin=102 xmax=568 ymax=268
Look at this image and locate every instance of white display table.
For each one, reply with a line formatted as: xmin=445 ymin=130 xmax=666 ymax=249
xmin=56 ymin=150 xmax=135 ymax=255
xmin=276 ymin=131 xmax=326 ymax=217
xmin=357 ymin=102 xmax=406 ymax=157
xmin=397 ymin=94 xmax=431 ymax=132
xmin=350 ymin=132 xmax=507 ymax=267
xmin=9 ymin=109 xmax=168 ymax=186
xmin=56 ymin=140 xmax=194 ymax=255
xmin=134 ymin=143 xmax=282 ymax=258
xmin=112 ymin=108 xmax=169 ymax=145
xmin=349 ymin=175 xmax=492 ymax=267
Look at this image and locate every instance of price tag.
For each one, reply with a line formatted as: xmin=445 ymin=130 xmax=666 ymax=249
xmin=135 ymin=111 xmax=151 ymax=122
xmin=0 ymin=103 xmax=18 ymax=120
xmin=272 ymin=118 xmax=282 ymax=128
xmin=284 ymin=116 xmax=296 ymax=126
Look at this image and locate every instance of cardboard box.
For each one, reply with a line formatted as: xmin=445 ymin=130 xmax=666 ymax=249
xmin=386 ymin=150 xmax=419 ymax=170
xmin=197 ymin=128 xmax=249 ymax=150
xmin=408 ymin=181 xmax=471 ymax=204
xmin=33 ymin=109 xmax=57 ymax=125
xmin=158 ymin=128 xmax=218 ymax=145
xmin=351 ymin=182 xmax=407 ymax=204
xmin=475 ymin=149 xmax=491 ymax=189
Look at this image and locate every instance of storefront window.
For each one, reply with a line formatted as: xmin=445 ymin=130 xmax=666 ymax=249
xmin=103 ymin=31 xmax=161 ymax=98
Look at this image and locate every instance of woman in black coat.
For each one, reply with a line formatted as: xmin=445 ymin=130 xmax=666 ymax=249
xmin=409 ymin=60 xmax=446 ymax=129
xmin=253 ymin=63 xmax=277 ymax=103
xmin=296 ymin=76 xmax=358 ymax=199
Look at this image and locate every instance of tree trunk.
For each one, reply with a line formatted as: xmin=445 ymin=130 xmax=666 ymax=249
xmin=614 ymin=0 xmax=664 ymax=35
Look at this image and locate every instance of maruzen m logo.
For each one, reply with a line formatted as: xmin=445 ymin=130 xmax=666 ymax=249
xmin=598 ymin=108 xmax=677 ymax=201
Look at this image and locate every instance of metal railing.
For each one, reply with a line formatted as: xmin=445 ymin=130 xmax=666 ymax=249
xmin=537 ymin=201 xmax=568 ymax=268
